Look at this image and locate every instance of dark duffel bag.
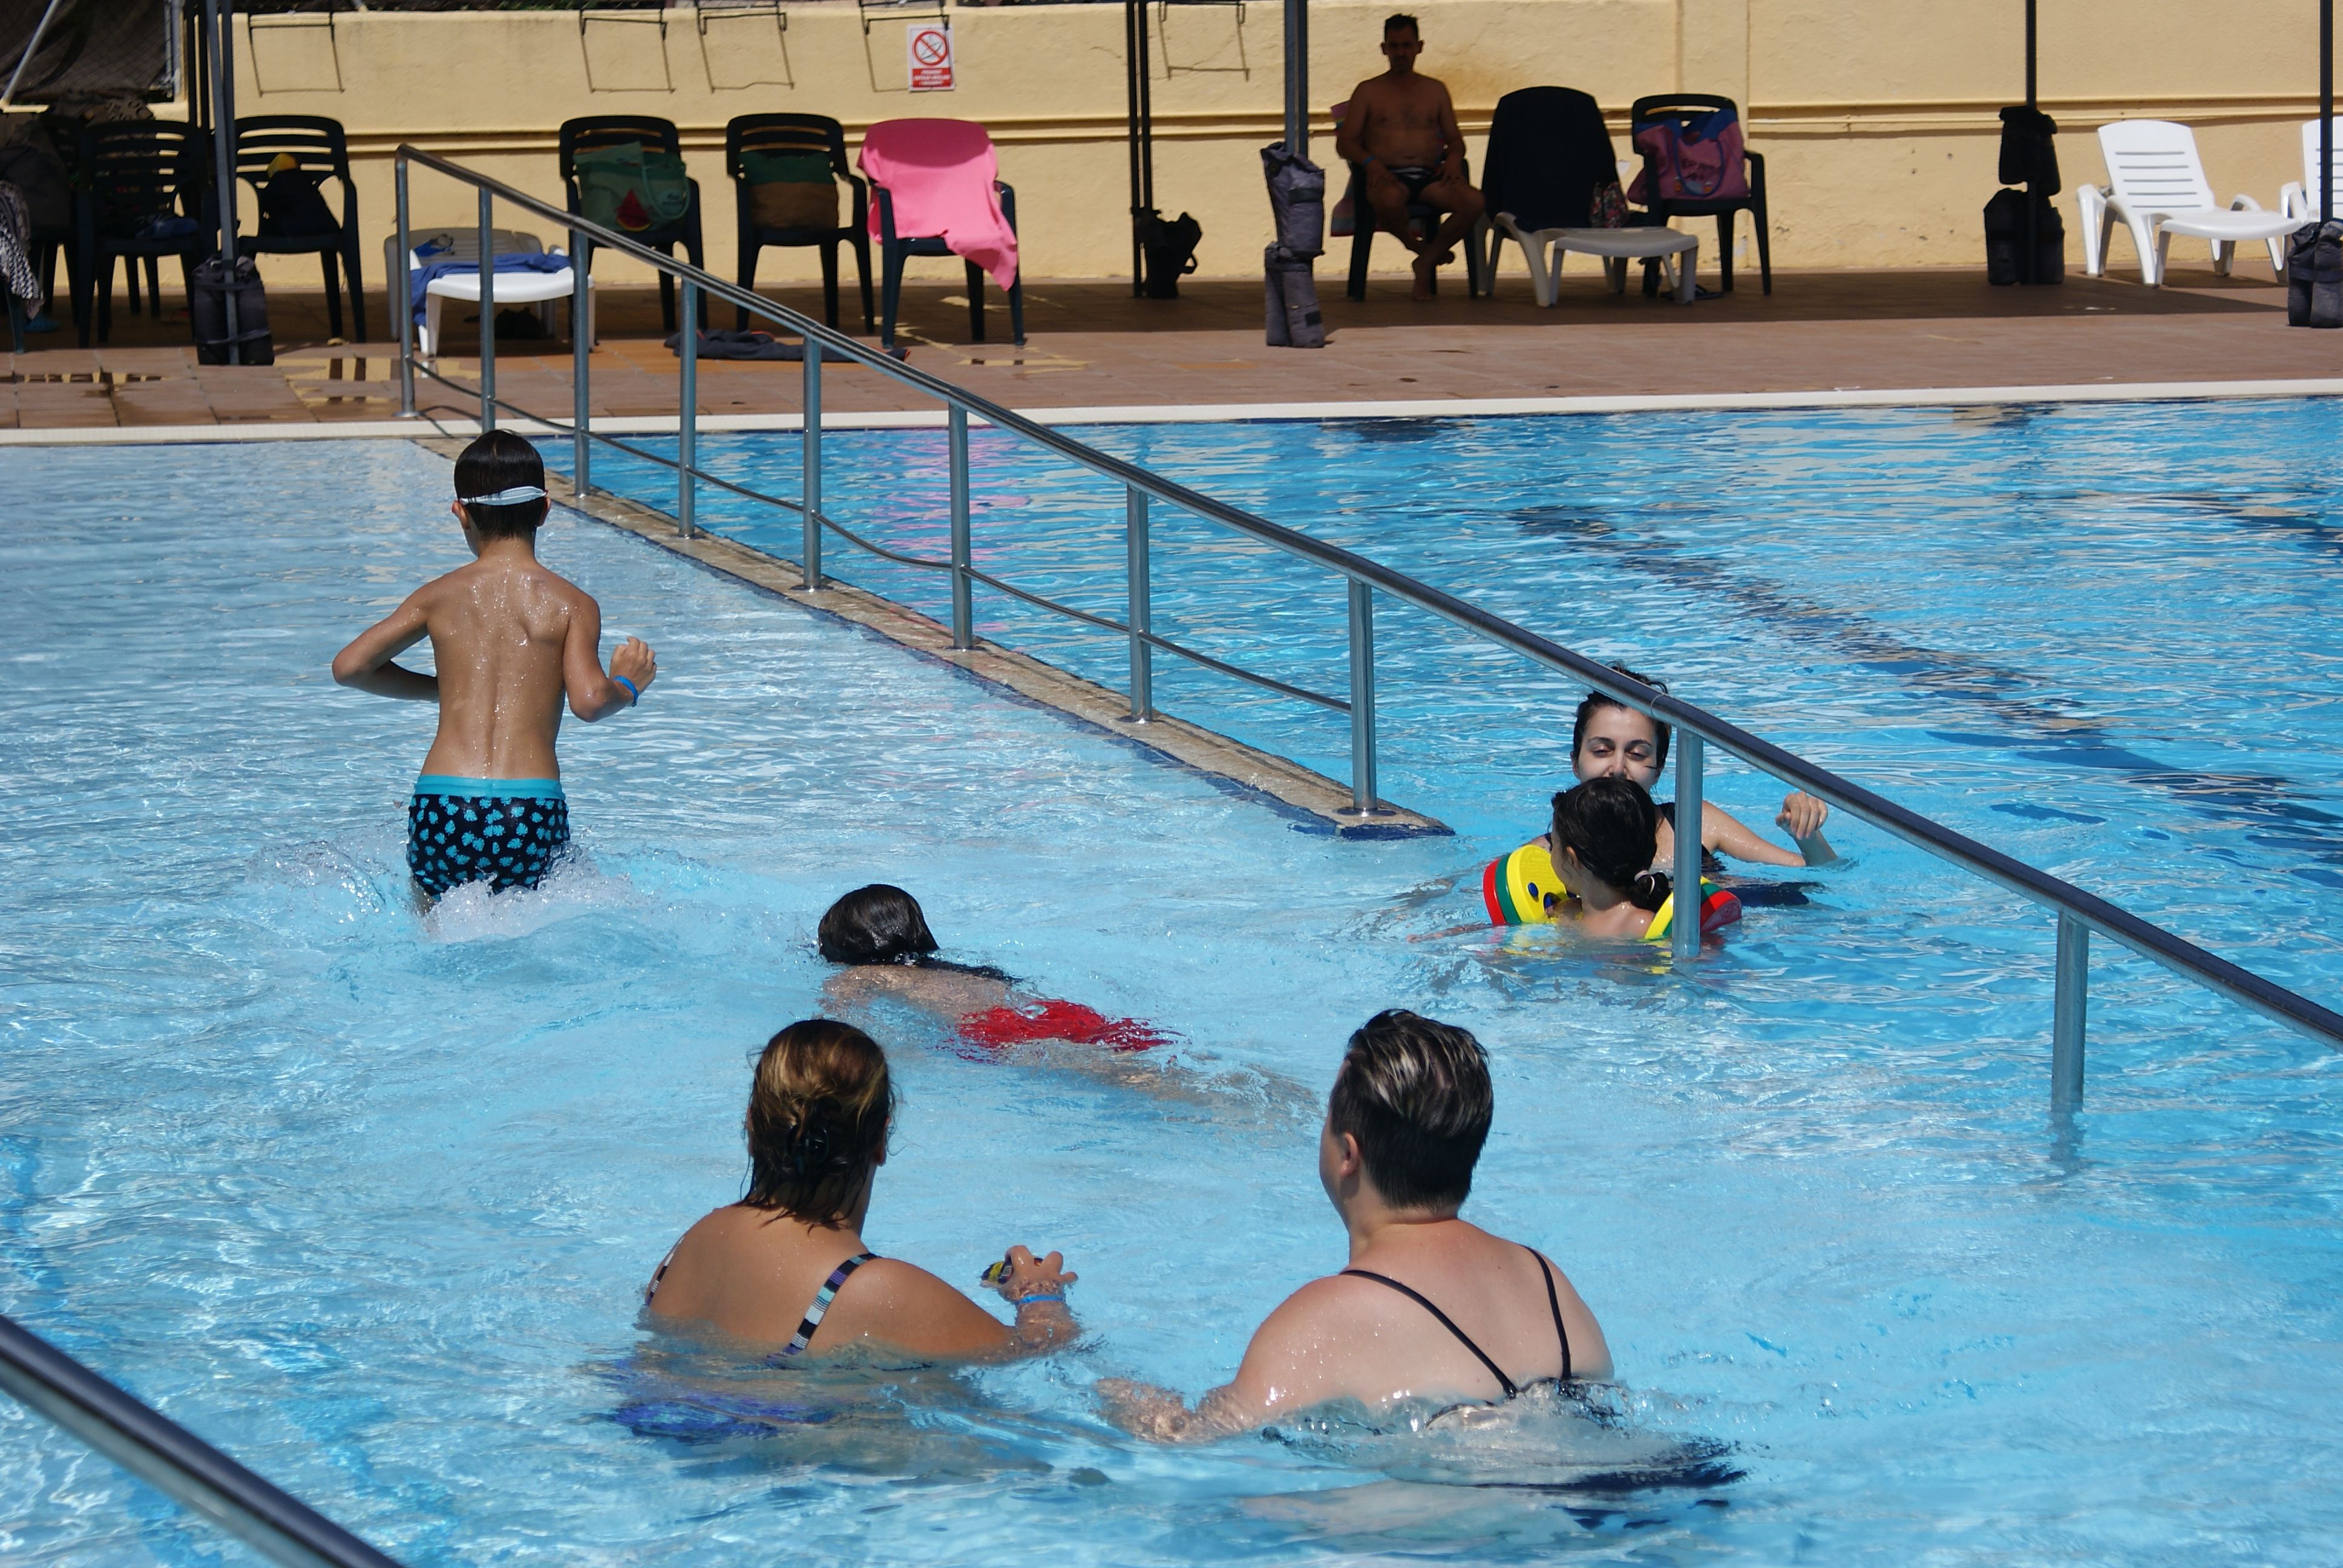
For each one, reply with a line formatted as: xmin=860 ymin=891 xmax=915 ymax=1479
xmin=1138 ymin=208 xmax=1202 ymax=299
xmin=191 ymin=254 xmax=274 ymax=365
xmin=1263 ymin=244 xmax=1323 ymax=348
xmin=2288 ymin=218 xmax=2343 ymax=327
xmin=1984 ymin=189 xmax=2064 ymax=285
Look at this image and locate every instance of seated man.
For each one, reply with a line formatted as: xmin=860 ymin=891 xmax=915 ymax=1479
xmin=1101 ymin=1010 xmax=1610 ymax=1439
xmin=1334 ymin=13 xmax=1487 ymax=301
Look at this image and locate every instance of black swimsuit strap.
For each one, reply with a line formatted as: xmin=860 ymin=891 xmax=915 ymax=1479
xmin=1342 ymin=1269 xmax=1518 ymax=1400
xmin=1527 ymin=1246 xmax=1571 ymax=1382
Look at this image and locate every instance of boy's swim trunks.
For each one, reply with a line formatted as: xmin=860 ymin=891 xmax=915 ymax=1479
xmin=407 ymin=776 xmax=569 ymax=897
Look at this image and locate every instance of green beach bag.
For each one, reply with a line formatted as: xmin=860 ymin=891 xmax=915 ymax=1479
xmin=576 ymin=141 xmax=693 ymax=234
xmin=741 ymin=150 xmax=838 ymax=232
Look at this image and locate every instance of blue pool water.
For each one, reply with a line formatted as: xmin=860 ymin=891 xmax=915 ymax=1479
xmin=2 ymin=426 xmax=2339 ymax=1566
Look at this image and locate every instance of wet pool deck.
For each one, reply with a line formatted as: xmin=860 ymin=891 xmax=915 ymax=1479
xmin=4 ymin=263 xmax=2338 ymax=433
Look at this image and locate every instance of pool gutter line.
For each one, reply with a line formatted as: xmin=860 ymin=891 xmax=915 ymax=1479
xmin=406 ymin=436 xmax=1447 ymax=840
xmin=10 ymin=374 xmax=2343 ymax=445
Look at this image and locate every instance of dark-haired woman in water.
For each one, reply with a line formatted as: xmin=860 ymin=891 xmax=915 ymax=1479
xmin=1547 ymin=776 xmax=1737 ymax=941
xmin=646 ymin=1018 xmax=1078 ymax=1357
xmin=1568 ymin=665 xmax=1835 ymax=872
xmin=818 ymin=884 xmax=1172 ymax=1053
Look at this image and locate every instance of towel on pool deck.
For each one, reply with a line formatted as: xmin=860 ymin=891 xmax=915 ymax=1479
xmin=858 ymin=119 xmax=1018 ymax=292
xmin=408 ymin=251 xmax=572 ymax=324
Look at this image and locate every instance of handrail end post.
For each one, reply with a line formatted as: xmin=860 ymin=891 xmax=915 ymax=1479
xmin=949 ymin=405 xmax=974 ymax=650
xmin=1671 ymin=731 xmax=1705 ymax=962
xmin=1126 ymin=485 xmax=1153 ymax=720
xmin=801 ymin=339 xmax=824 ymax=592
xmin=677 ymin=278 xmax=697 ymax=541
xmin=2052 ymin=912 xmax=2088 ymax=1112
xmin=1340 ymin=578 xmax=1385 ymax=817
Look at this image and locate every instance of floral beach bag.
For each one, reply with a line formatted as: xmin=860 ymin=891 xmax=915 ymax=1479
xmin=1627 ymin=105 xmax=1749 ymax=204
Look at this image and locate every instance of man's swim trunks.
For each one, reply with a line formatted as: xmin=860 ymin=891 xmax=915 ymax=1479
xmin=407 ymin=776 xmax=569 ymax=897
xmin=1386 ymin=165 xmax=1439 ymax=203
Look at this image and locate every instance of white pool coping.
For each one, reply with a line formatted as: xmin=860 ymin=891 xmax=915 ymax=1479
xmin=7 ymin=376 xmax=2343 ymax=444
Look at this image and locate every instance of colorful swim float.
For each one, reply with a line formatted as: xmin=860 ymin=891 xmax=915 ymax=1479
xmin=1481 ymin=841 xmax=1742 ymax=940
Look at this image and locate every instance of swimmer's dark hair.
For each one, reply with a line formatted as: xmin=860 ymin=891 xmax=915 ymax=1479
xmin=1552 ymin=775 xmax=1671 ymax=912
xmin=1571 ymin=663 xmax=1671 ymax=771
xmin=743 ymin=1018 xmax=894 ymax=1225
xmin=1329 ymin=1010 xmax=1492 ymax=1211
xmin=818 ymin=884 xmax=939 ymax=966
xmin=1383 ymin=11 xmax=1420 ymax=34
xmin=453 ymin=429 xmax=549 ymax=540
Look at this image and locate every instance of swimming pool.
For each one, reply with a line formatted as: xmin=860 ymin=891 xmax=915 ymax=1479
xmin=2 ymin=431 xmax=2340 ymax=1566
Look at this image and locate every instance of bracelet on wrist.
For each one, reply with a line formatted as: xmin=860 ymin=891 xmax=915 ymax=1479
xmin=611 ymin=674 xmax=641 ymax=706
xmin=1014 ymin=1293 xmax=1066 ymax=1306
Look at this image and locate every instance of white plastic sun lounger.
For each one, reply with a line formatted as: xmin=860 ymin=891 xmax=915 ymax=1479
xmin=2077 ymin=120 xmax=2295 ymax=286
xmin=388 ymin=228 xmax=595 ymax=358
xmin=1485 ymin=216 xmax=1699 ymax=305
xmin=2279 ymin=118 xmax=2343 ymax=221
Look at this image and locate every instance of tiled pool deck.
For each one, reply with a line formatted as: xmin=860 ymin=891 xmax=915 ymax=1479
xmin=4 ymin=265 xmax=2335 ymax=432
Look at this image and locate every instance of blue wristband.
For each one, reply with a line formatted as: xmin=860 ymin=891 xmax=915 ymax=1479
xmin=611 ymin=674 xmax=640 ymax=706
xmin=1014 ymin=1293 xmax=1065 ymax=1306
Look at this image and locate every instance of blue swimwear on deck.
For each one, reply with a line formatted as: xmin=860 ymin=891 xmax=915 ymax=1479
xmin=407 ymin=775 xmax=570 ymax=897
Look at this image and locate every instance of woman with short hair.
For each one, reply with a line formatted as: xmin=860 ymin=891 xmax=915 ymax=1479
xmin=646 ymin=1018 xmax=1077 ymax=1359
xmin=1103 ymin=1010 xmax=1610 ymax=1438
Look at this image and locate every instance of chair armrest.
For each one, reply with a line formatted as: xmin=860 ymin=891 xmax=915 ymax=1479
xmin=874 ymin=183 xmax=899 ymax=243
xmin=564 ymin=180 xmax=583 ymax=215
xmin=2230 ymin=193 xmax=2266 ymax=212
xmin=998 ymin=181 xmax=1018 ymax=234
xmin=846 ymin=172 xmax=869 ymax=231
xmin=1745 ymin=148 xmax=1766 ymax=197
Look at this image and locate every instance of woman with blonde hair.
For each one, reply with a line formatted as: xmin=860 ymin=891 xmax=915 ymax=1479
xmin=646 ymin=1018 xmax=1077 ymax=1358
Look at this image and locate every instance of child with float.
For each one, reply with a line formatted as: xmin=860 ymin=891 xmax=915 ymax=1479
xmin=1490 ymin=776 xmax=1740 ymax=942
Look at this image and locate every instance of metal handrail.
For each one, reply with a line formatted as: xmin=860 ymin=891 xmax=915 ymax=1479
xmin=0 ymin=1313 xmax=407 ymax=1568
xmin=395 ymin=144 xmax=2343 ymax=1105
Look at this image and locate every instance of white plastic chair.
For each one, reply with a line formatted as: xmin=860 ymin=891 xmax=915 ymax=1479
xmin=2279 ymin=118 xmax=2343 ymax=221
xmin=388 ymin=227 xmax=594 ymax=358
xmin=2077 ymin=120 xmax=2294 ymax=285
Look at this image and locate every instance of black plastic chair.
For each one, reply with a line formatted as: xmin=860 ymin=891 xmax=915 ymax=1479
xmin=1343 ymin=156 xmax=1485 ymax=299
xmin=871 ymin=180 xmax=1023 ymax=353
xmin=1627 ymin=93 xmax=1770 ymax=295
xmin=726 ymin=114 xmax=872 ymax=333
xmin=74 ymin=122 xmax=214 ymax=347
xmin=559 ymin=115 xmax=706 ymax=333
xmin=233 ymin=114 xmax=366 ymax=341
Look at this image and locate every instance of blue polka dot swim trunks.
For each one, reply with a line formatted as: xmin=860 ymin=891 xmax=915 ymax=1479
xmin=407 ymin=775 xmax=571 ymax=898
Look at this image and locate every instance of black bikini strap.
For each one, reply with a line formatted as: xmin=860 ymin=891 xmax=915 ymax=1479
xmin=1525 ymin=1247 xmax=1571 ymax=1382
xmin=1342 ymin=1269 xmax=1518 ymax=1400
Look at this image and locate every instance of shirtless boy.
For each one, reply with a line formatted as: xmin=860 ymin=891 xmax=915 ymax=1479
xmin=331 ymin=431 xmax=655 ymax=900
xmin=1334 ymin=14 xmax=1486 ymax=301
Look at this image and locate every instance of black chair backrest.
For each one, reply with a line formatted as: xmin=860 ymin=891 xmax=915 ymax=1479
xmin=80 ymin=122 xmax=210 ymax=226
xmin=1628 ymin=92 xmax=1742 ymax=123
xmin=1482 ymin=85 xmax=1613 ymax=231
xmin=560 ymin=116 xmax=683 ymax=181
xmin=233 ymin=114 xmax=352 ymax=188
xmin=725 ymin=114 xmax=851 ymax=183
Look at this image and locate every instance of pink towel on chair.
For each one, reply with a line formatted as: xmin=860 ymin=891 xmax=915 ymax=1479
xmin=859 ymin=119 xmax=1020 ymax=292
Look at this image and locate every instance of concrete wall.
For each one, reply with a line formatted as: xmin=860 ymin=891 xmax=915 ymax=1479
xmin=212 ymin=0 xmax=2330 ymax=296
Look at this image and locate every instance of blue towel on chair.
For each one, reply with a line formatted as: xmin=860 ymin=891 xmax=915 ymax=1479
xmin=410 ymin=251 xmax=572 ymax=324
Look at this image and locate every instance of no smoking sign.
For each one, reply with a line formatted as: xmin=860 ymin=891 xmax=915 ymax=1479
xmin=906 ymin=23 xmax=954 ymax=91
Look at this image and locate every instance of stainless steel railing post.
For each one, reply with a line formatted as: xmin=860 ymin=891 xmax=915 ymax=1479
xmin=395 ymin=156 xmax=414 ymax=418
xmin=2053 ymin=912 xmax=2088 ymax=1110
xmin=1346 ymin=579 xmax=1378 ymax=814
xmin=1672 ymin=732 xmax=1705 ymax=961
xmin=801 ymin=339 xmax=823 ymax=590
xmin=677 ymin=280 xmax=697 ymax=540
xmin=948 ymin=405 xmax=973 ymax=649
xmin=570 ymin=222 xmax=590 ymax=495
xmin=1126 ymin=485 xmax=1153 ymax=721
xmin=476 ymin=188 xmax=494 ymax=433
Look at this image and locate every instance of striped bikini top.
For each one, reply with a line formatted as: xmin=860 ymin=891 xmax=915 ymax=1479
xmin=643 ymin=1248 xmax=879 ymax=1359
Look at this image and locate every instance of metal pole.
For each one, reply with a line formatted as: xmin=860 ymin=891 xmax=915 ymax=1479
xmin=1345 ymin=578 xmax=1378 ymax=814
xmin=571 ymin=221 xmax=591 ymax=494
xmin=2024 ymin=0 xmax=2037 ymax=109
xmin=1126 ymin=0 xmax=1144 ymax=295
xmin=1671 ymin=732 xmax=1705 ymax=961
xmin=476 ymin=188 xmax=495 ymax=433
xmin=1283 ymin=0 xmax=1309 ymax=155
xmin=801 ymin=339 xmax=823 ymax=590
xmin=1126 ymin=485 xmax=1153 ymax=720
xmin=948 ymin=405 xmax=973 ymax=648
xmin=677 ymin=281 xmax=697 ymax=538
xmin=2052 ymin=912 xmax=2088 ymax=1111
xmin=395 ymin=156 xmax=414 ymax=417
xmin=0 ymin=1314 xmax=410 ymax=1568
xmin=206 ymin=0 xmax=241 ymax=365
xmin=2322 ymin=0 xmax=2334 ymax=222
xmin=2 ymin=0 xmax=70 ymax=106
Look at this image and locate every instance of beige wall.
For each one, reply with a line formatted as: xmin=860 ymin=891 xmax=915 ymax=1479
xmin=211 ymin=0 xmax=2332 ymax=297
